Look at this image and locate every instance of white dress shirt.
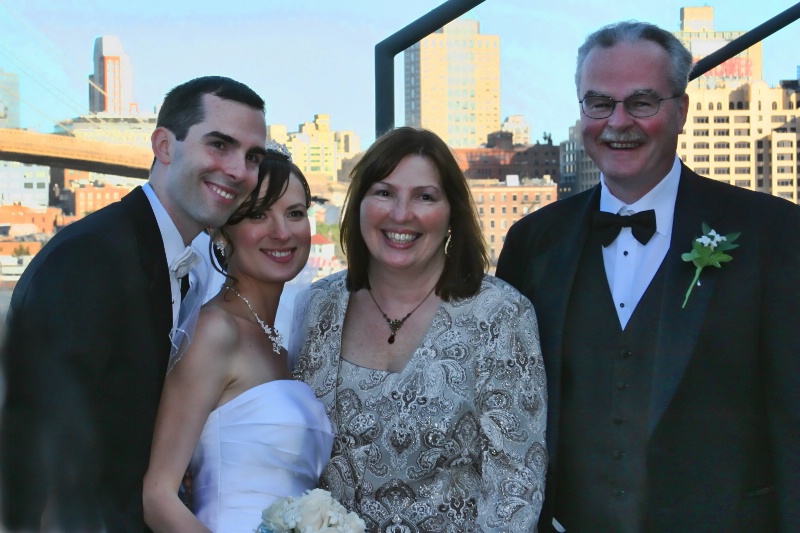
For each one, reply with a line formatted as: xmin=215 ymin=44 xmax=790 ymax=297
xmin=599 ymin=156 xmax=682 ymax=329
xmin=142 ymin=182 xmax=189 ymax=328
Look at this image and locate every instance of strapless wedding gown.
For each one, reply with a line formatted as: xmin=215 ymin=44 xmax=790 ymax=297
xmin=190 ymin=380 xmax=334 ymax=533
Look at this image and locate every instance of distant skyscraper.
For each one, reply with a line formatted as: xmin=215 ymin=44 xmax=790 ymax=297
xmin=676 ymin=6 xmax=762 ymax=90
xmin=89 ymin=35 xmax=137 ymax=115
xmin=404 ymin=18 xmax=500 ymax=148
xmin=0 ymin=68 xmax=20 ymax=129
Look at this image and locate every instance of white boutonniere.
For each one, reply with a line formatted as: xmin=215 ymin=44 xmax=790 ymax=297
xmin=257 ymin=488 xmax=366 ymax=533
xmin=681 ymin=223 xmax=740 ymax=308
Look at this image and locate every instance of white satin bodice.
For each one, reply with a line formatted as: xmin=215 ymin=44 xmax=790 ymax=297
xmin=190 ymin=380 xmax=334 ymax=533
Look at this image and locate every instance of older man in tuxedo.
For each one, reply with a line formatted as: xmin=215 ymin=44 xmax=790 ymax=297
xmin=496 ymin=21 xmax=800 ymax=532
xmin=1 ymin=76 xmax=268 ymax=532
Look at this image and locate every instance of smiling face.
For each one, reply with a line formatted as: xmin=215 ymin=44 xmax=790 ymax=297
xmin=359 ymin=154 xmax=450 ymax=278
xmin=224 ymin=174 xmax=311 ymax=286
xmin=157 ymin=93 xmax=267 ymax=241
xmin=579 ymin=40 xmax=688 ymax=203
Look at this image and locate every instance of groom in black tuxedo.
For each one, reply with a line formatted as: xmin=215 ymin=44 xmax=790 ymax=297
xmin=497 ymin=21 xmax=800 ymax=532
xmin=0 ymin=76 xmax=268 ymax=532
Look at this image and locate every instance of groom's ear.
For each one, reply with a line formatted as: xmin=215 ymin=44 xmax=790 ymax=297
xmin=151 ymin=127 xmax=175 ymax=165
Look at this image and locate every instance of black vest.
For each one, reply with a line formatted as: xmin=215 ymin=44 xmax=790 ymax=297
xmin=554 ymin=228 xmax=666 ymax=532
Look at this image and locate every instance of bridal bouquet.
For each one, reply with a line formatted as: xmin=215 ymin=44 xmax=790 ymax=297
xmin=256 ymin=488 xmax=366 ymax=533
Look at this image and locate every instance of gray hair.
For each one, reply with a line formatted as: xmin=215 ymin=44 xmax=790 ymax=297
xmin=575 ymin=21 xmax=693 ymax=96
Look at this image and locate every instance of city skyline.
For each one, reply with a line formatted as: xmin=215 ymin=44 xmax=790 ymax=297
xmin=0 ymin=0 xmax=798 ymax=145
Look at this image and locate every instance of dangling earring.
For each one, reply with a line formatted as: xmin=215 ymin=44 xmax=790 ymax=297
xmin=444 ymin=229 xmax=452 ymax=257
xmin=214 ymin=239 xmax=226 ymax=257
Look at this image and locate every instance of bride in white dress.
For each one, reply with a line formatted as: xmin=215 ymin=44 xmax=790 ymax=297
xmin=143 ymin=145 xmax=334 ymax=533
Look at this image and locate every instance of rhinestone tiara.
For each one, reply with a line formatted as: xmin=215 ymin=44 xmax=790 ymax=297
xmin=265 ymin=139 xmax=292 ymax=162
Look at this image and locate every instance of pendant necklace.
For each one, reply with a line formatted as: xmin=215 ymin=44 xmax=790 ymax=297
xmin=367 ymin=285 xmax=436 ymax=344
xmin=223 ymin=285 xmax=283 ymax=353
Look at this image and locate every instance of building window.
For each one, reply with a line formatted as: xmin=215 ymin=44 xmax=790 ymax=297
xmin=714 ymin=168 xmax=730 ymax=175
xmin=714 ymin=155 xmax=730 ymax=162
xmin=777 ymin=166 xmax=793 ymax=173
xmin=734 ymin=129 xmax=750 ymax=136
xmin=735 ymin=180 xmax=751 ymax=187
xmin=694 ymin=116 xmax=709 ymax=123
xmin=777 ymin=179 xmax=794 ymax=187
xmin=734 ymin=142 xmax=751 ymax=149
xmin=777 ymin=140 xmax=793 ymax=148
xmin=694 ymin=155 xmax=709 ymax=162
xmin=490 ymin=207 xmax=495 ymax=214
xmin=501 ymin=207 xmax=506 ymax=214
xmin=714 ymin=142 xmax=729 ymax=149
xmin=694 ymin=142 xmax=709 ymax=149
xmin=734 ymin=154 xmax=751 ymax=162
xmin=777 ymin=153 xmax=794 ymax=161
xmin=714 ymin=116 xmax=729 ymax=123
xmin=714 ymin=129 xmax=730 ymax=136
xmin=735 ymin=167 xmax=751 ymax=174
xmin=734 ymin=116 xmax=750 ymax=123
xmin=694 ymin=130 xmax=709 ymax=136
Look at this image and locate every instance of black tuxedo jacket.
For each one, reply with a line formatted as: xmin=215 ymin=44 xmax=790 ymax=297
xmin=496 ymin=166 xmax=800 ymax=532
xmin=1 ymin=187 xmax=172 ymax=532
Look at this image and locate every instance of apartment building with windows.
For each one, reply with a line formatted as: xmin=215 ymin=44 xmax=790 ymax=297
xmin=469 ymin=178 xmax=557 ymax=263
xmin=405 ymin=18 xmax=500 ymax=148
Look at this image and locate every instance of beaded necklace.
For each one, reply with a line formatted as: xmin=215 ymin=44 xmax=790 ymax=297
xmin=224 ymin=285 xmax=283 ymax=353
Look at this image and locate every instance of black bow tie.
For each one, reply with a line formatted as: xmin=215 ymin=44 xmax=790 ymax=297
xmin=592 ymin=209 xmax=657 ymax=247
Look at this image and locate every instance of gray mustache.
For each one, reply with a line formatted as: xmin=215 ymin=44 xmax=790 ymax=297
xmin=598 ymin=131 xmax=646 ymax=144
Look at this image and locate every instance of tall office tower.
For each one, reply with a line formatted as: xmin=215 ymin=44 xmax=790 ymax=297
xmin=676 ymin=6 xmax=762 ymax=90
xmin=0 ymin=68 xmax=20 ymax=129
xmin=404 ymin=18 xmax=500 ymax=148
xmin=89 ymin=35 xmax=137 ymax=115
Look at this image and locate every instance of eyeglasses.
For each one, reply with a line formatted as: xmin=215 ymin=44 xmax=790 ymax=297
xmin=579 ymin=93 xmax=683 ymax=119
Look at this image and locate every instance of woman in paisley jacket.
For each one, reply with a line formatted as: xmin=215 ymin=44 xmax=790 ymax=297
xmin=294 ymin=127 xmax=547 ymax=532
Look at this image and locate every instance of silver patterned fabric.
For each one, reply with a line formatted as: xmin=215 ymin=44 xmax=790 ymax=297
xmin=295 ymin=272 xmax=547 ymax=532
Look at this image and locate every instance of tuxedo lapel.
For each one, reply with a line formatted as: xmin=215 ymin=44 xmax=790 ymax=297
xmin=538 ymin=186 xmax=600 ymax=458
xmin=120 ymin=186 xmax=173 ymax=373
xmin=648 ymin=167 xmax=726 ymax=435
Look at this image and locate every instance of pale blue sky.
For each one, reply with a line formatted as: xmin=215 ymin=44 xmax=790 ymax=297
xmin=1 ymin=0 xmax=797 ymax=145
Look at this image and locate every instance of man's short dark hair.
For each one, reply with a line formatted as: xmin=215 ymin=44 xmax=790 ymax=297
xmin=156 ymin=76 xmax=265 ymax=141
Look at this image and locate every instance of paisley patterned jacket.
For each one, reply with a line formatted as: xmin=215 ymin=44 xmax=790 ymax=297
xmin=295 ymin=272 xmax=547 ymax=532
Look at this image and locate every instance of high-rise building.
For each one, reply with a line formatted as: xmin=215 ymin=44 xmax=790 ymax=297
xmin=404 ymin=18 xmax=500 ymax=148
xmin=680 ymin=80 xmax=799 ymax=202
xmin=267 ymin=114 xmax=361 ymax=197
xmin=676 ymin=6 xmax=762 ymax=90
xmin=0 ymin=68 xmax=20 ymax=129
xmin=89 ymin=36 xmax=137 ymax=115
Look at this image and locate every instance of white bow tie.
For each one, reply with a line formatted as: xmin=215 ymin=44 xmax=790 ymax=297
xmin=170 ymin=246 xmax=201 ymax=279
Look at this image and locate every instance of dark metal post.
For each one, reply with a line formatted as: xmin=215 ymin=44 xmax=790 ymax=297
xmin=375 ymin=0 xmax=486 ymax=138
